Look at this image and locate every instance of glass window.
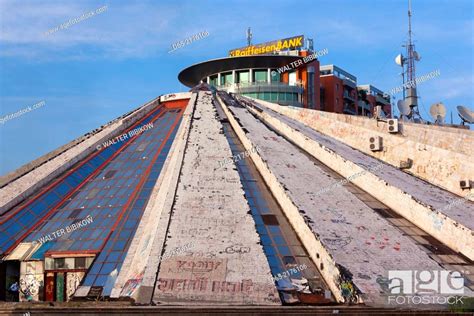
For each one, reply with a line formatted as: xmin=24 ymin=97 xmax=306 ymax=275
xmin=263 ymin=92 xmax=270 ymax=100
xmin=254 ymin=70 xmax=267 ymax=83
xmin=271 ymin=70 xmax=280 ymax=82
xmin=288 ymin=71 xmax=297 ymax=86
xmin=45 ymin=257 xmax=54 ymax=270
xmin=221 ymin=72 xmax=233 ymax=85
xmin=238 ymin=71 xmax=249 ymax=83
xmin=54 ymin=258 xmax=66 ymax=269
xmin=209 ymin=75 xmax=218 ymax=87
xmin=75 ymin=257 xmax=86 ymax=269
xmin=65 ymin=258 xmax=75 ymax=269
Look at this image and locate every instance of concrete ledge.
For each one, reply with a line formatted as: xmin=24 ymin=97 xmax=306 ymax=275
xmin=244 ymin=104 xmax=474 ymax=260
xmin=252 ymin=99 xmax=474 ymax=199
xmin=0 ymin=97 xmax=161 ymax=214
xmin=216 ymin=95 xmax=345 ymax=303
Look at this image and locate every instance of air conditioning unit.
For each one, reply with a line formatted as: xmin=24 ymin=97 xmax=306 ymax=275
xmin=460 ymin=180 xmax=473 ymax=189
xmin=388 ymin=119 xmax=399 ymax=133
xmin=369 ymin=136 xmax=383 ymax=151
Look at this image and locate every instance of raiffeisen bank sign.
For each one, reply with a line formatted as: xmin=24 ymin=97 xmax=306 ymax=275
xmin=229 ymin=35 xmax=304 ymax=57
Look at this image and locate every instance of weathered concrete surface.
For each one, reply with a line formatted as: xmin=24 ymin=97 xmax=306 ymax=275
xmin=0 ymin=96 xmax=162 ymax=214
xmin=240 ymin=97 xmax=474 ymax=260
xmin=250 ymin=98 xmax=474 ymax=199
xmin=152 ymin=92 xmax=279 ymax=305
xmin=227 ymin=102 xmax=467 ymax=306
xmin=217 ymin=94 xmax=345 ymax=303
xmin=107 ymin=94 xmax=196 ymax=302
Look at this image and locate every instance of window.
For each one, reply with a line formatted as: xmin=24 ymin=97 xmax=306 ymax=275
xmin=45 ymin=258 xmax=54 ymax=270
xmin=238 ymin=71 xmax=249 ymax=83
xmin=209 ymin=75 xmax=218 ymax=87
xmin=221 ymin=72 xmax=233 ymax=85
xmin=307 ymin=71 xmax=315 ymax=107
xmin=271 ymin=70 xmax=280 ymax=82
xmin=75 ymin=257 xmax=86 ymax=269
xmin=336 ymin=84 xmax=339 ymax=91
xmin=54 ymin=258 xmax=66 ymax=269
xmin=254 ymin=70 xmax=267 ymax=83
xmin=288 ymin=71 xmax=297 ymax=86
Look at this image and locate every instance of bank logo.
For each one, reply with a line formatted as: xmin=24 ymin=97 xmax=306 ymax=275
xmin=388 ymin=270 xmax=464 ymax=295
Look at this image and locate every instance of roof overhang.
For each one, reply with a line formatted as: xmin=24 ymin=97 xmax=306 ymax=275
xmin=178 ymin=55 xmax=301 ymax=87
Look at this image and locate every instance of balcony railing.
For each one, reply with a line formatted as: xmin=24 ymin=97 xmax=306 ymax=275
xmin=375 ymin=94 xmax=390 ymax=105
xmin=343 ymin=91 xmax=356 ymax=101
xmin=217 ymin=82 xmax=304 ymax=94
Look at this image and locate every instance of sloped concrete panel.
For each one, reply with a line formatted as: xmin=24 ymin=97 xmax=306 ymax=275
xmin=152 ymin=92 xmax=279 ymax=305
xmin=228 ymin=103 xmax=456 ymax=306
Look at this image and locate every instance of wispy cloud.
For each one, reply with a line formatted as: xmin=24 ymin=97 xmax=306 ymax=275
xmin=0 ymin=1 xmax=180 ymax=60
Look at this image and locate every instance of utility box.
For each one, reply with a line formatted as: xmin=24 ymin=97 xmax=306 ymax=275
xmin=388 ymin=119 xmax=399 ymax=133
xmin=369 ymin=136 xmax=383 ymax=151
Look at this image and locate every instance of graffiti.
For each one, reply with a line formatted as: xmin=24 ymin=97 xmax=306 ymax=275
xmin=177 ymin=259 xmax=222 ymax=273
xmin=224 ymin=245 xmax=251 ymax=254
xmin=376 ymin=276 xmax=390 ymax=293
xmin=365 ymin=236 xmax=401 ymax=251
xmin=66 ymin=272 xmax=84 ymax=300
xmin=120 ymin=272 xmax=143 ymax=297
xmin=323 ymin=237 xmax=353 ymax=250
xmin=19 ymin=274 xmax=41 ymax=301
xmin=180 ymin=227 xmax=211 ymax=237
xmin=430 ymin=212 xmax=444 ymax=231
xmin=330 ymin=212 xmax=348 ymax=224
xmin=157 ymin=277 xmax=275 ymax=295
xmin=189 ymin=250 xmax=217 ymax=258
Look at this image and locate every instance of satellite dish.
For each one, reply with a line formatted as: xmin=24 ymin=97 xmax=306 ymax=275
xmin=457 ymin=105 xmax=474 ymax=125
xmin=395 ymin=54 xmax=404 ymax=66
xmin=397 ymin=99 xmax=411 ymax=116
xmin=430 ymin=102 xmax=446 ymax=124
xmin=413 ymin=51 xmax=421 ymax=61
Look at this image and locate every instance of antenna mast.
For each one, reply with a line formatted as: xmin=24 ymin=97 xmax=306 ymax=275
xmin=406 ymin=0 xmax=416 ymax=86
xmin=246 ymin=27 xmax=252 ymax=46
xmin=405 ymin=0 xmax=422 ymax=120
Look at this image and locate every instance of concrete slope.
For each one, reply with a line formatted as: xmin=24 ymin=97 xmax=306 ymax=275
xmin=253 ymin=99 xmax=474 ymax=230
xmin=240 ymin=97 xmax=474 ymax=260
xmin=227 ymin=103 xmax=456 ymax=306
xmin=152 ymin=92 xmax=279 ymax=305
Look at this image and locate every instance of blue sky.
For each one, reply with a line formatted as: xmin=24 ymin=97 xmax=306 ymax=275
xmin=0 ymin=0 xmax=473 ymax=174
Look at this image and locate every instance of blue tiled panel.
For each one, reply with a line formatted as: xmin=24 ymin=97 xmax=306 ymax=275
xmin=0 ymin=106 xmax=166 ymax=254
xmin=222 ymin=124 xmax=299 ymax=288
xmin=83 ymin=109 xmax=182 ymax=289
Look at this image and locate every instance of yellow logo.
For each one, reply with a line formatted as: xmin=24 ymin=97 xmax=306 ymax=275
xmin=229 ymin=35 xmax=304 ymax=57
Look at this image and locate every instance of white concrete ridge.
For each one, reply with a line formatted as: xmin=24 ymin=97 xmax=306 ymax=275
xmin=153 ymin=92 xmax=279 ymax=305
xmin=227 ymin=101 xmax=454 ymax=306
xmin=108 ymin=94 xmax=197 ymax=302
xmin=252 ymin=98 xmax=474 ymax=199
xmin=244 ymin=98 xmax=474 ymax=260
